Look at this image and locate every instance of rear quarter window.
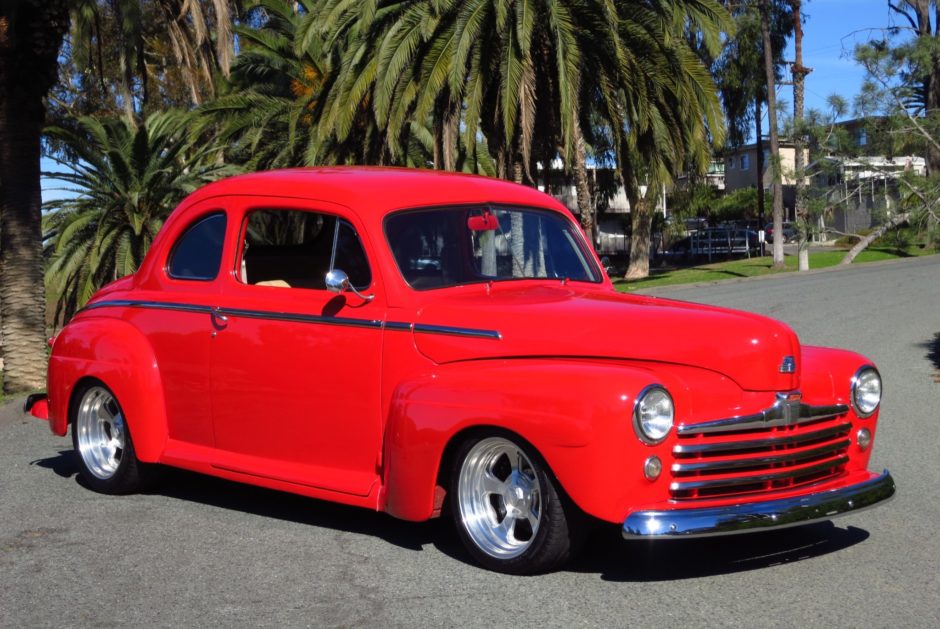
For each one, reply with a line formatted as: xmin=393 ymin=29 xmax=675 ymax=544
xmin=167 ymin=212 xmax=227 ymax=281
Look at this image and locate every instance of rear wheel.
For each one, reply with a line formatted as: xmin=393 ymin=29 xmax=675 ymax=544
xmin=72 ymin=383 xmax=150 ymax=494
xmin=450 ymin=433 xmax=579 ymax=574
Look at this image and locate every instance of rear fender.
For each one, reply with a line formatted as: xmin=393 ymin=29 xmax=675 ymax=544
xmin=381 ymin=359 xmax=665 ymax=521
xmin=48 ymin=316 xmax=167 ymax=462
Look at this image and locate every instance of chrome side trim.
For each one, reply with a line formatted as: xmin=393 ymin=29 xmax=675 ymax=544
xmin=673 ymin=422 xmax=852 ymax=456
xmin=677 ymin=393 xmax=849 ymax=436
xmin=383 ymin=321 xmax=413 ymax=332
xmin=413 ymin=323 xmax=502 ymax=340
xmin=216 ymin=306 xmax=383 ymax=329
xmin=623 ymin=470 xmax=895 ymax=539
xmin=78 ymin=299 xmax=501 ymax=340
xmin=81 ymin=299 xmax=213 ymax=315
xmin=669 ymin=455 xmax=849 ymax=493
xmin=671 ymin=439 xmax=851 ymax=475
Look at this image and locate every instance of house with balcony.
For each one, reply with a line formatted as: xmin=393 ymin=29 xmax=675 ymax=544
xmin=809 ymin=155 xmax=925 ymax=233
xmin=723 ymin=141 xmax=810 ymax=220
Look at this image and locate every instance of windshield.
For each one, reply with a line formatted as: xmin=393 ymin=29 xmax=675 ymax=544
xmin=385 ymin=206 xmax=601 ymax=290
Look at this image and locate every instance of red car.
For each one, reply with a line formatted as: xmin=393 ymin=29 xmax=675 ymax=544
xmin=28 ymin=168 xmax=894 ymax=574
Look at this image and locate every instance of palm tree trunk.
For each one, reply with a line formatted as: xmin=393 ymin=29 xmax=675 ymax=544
xmin=511 ymin=159 xmax=525 ymax=276
xmin=760 ymin=0 xmax=786 ymax=269
xmin=442 ymin=102 xmax=459 ymax=172
xmin=432 ymin=125 xmax=442 ymax=170
xmin=625 ymin=197 xmax=652 ymax=280
xmin=792 ymin=0 xmax=811 ymax=272
xmin=572 ymin=121 xmax=594 ymax=248
xmin=0 ymin=0 xmax=70 ymax=393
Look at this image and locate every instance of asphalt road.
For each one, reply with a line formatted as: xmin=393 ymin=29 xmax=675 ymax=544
xmin=2 ymin=255 xmax=938 ymax=627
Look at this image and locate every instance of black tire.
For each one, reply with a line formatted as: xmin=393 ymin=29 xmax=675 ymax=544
xmin=71 ymin=382 xmax=153 ymax=494
xmin=449 ymin=432 xmax=582 ymax=574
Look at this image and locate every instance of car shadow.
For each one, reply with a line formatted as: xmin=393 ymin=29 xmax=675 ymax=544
xmin=157 ymin=467 xmax=443 ymax=552
xmin=29 ymin=451 xmax=871 ymax=576
xmin=568 ymin=521 xmax=870 ymax=582
xmin=29 ymin=451 xmax=439 ymax=551
xmin=30 ymin=449 xmax=80 ymax=478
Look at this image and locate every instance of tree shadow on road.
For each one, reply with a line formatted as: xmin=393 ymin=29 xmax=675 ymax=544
xmin=568 ymin=521 xmax=870 ymax=581
xmin=920 ymin=332 xmax=940 ymax=381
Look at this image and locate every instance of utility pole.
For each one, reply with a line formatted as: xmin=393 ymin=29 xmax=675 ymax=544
xmin=761 ymin=0 xmax=786 ymax=268
xmin=791 ymin=0 xmax=812 ymax=271
xmin=755 ymin=97 xmax=766 ymax=255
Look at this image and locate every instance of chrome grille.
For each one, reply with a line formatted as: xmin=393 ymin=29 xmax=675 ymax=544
xmin=671 ymin=395 xmax=851 ymax=500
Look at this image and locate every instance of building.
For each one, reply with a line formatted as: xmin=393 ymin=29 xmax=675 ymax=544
xmin=675 ymin=159 xmax=726 ymax=192
xmin=830 ymin=117 xmax=895 ymax=156
xmin=722 ymin=141 xmax=810 ymax=220
xmin=809 ymin=155 xmax=925 ymax=233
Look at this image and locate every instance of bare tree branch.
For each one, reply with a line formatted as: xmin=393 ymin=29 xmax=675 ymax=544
xmin=888 ymin=2 xmax=918 ymax=31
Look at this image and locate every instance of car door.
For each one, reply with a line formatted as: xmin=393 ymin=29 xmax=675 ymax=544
xmin=209 ymin=198 xmax=384 ymax=497
xmin=136 ymin=203 xmax=227 ymax=449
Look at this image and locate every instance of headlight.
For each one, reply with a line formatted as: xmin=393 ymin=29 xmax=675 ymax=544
xmin=852 ymin=367 xmax=881 ymax=417
xmin=633 ymin=385 xmax=674 ymax=444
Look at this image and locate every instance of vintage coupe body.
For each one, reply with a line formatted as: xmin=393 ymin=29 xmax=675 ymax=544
xmin=30 ymin=167 xmax=894 ymax=573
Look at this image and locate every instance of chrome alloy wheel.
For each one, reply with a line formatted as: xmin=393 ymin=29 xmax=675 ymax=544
xmin=457 ymin=437 xmax=543 ymax=559
xmin=75 ymin=386 xmax=126 ymax=480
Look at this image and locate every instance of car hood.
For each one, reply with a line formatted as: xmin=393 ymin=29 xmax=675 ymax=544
xmin=412 ymin=284 xmax=800 ymax=392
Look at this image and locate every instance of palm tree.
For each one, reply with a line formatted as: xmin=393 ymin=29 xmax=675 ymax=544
xmin=67 ymin=0 xmax=239 ymax=117
xmin=1 ymin=0 xmax=239 ymax=393
xmin=312 ymin=0 xmax=626 ymax=241
xmin=621 ymin=0 xmax=729 ymax=280
xmin=200 ymin=0 xmax=336 ymax=168
xmin=42 ymin=111 xmax=237 ymax=323
xmin=208 ymin=0 xmax=500 ymax=173
xmin=313 ymin=0 xmax=728 ymax=258
xmin=0 ymin=1 xmax=70 ymax=393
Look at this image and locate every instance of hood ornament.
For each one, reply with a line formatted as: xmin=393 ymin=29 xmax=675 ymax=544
xmin=780 ymin=356 xmax=796 ymax=374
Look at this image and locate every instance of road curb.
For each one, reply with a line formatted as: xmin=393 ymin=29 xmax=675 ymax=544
xmin=628 ymin=252 xmax=939 ymax=296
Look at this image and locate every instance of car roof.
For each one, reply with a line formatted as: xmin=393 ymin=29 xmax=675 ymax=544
xmin=180 ymin=167 xmax=568 ymax=218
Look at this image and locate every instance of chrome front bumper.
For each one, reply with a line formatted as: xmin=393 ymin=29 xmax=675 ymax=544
xmin=622 ymin=470 xmax=895 ymax=539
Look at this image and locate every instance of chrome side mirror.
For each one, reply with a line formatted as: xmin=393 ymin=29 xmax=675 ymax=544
xmin=325 ymin=269 xmax=374 ymax=301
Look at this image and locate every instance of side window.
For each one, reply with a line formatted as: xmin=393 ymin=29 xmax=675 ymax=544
xmin=334 ymin=221 xmax=372 ymax=290
xmin=167 ymin=212 xmax=227 ymax=281
xmin=240 ymin=209 xmax=371 ymax=291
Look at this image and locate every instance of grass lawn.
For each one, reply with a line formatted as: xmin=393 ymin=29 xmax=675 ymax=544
xmin=614 ymin=246 xmax=938 ymax=292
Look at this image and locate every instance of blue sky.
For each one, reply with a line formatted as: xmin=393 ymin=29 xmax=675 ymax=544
xmin=785 ymin=0 xmax=903 ymax=116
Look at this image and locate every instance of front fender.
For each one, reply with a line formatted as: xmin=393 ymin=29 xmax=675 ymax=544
xmin=48 ymin=315 xmax=168 ymax=462
xmin=800 ymin=344 xmax=880 ymax=473
xmin=382 ymin=358 xmax=669 ymax=522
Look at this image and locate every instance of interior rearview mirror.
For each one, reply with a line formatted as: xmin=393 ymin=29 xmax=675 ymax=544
xmin=468 ymin=211 xmax=499 ymax=231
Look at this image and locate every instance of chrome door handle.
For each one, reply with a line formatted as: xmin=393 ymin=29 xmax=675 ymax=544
xmin=212 ymin=307 xmax=229 ymax=324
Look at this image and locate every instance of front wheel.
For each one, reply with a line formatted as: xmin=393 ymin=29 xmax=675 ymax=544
xmin=71 ymin=383 xmax=151 ymax=494
xmin=450 ymin=434 xmax=579 ymax=574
